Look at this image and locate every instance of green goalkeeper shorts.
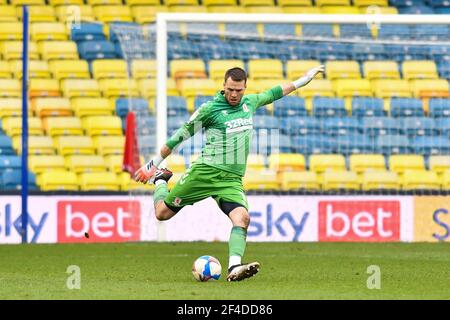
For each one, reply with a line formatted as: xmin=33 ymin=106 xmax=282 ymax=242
xmin=164 ymin=162 xmax=248 ymax=213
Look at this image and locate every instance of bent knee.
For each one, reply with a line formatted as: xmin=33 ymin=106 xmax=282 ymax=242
xmin=155 ymin=203 xmax=176 ymax=221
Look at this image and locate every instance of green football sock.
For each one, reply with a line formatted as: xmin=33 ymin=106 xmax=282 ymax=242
xmin=229 ymin=226 xmax=247 ymax=268
xmin=153 ymin=182 xmax=168 ymax=206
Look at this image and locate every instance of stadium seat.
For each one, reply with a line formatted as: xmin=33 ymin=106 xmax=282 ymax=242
xmin=71 ymin=23 xmax=106 ymax=42
xmin=87 ymin=0 xmax=122 ymax=5
xmin=402 ymin=170 xmax=440 ymax=190
xmin=224 ymin=23 xmax=260 ymax=41
xmin=38 ymin=170 xmax=79 ymax=191
xmin=297 ymin=79 xmax=335 ymax=102
xmin=93 ymin=136 xmax=125 ymax=156
xmin=0 ymin=135 xmax=14 ymax=155
xmin=56 ymin=5 xmax=95 ymax=23
xmin=10 ymin=0 xmax=45 ymax=5
xmin=390 ymin=98 xmax=424 ymax=117
xmin=31 ymin=22 xmax=68 ymax=41
xmin=286 ymin=60 xmax=323 ymax=80
xmin=28 ymin=153 xmax=51 ymax=175
xmin=412 ymin=136 xmax=450 ymax=155
xmin=372 ymin=79 xmax=412 ymax=98
xmin=243 ymin=169 xmax=280 ymax=191
xmin=0 ymin=155 xmax=21 ymax=171
xmin=82 ymin=116 xmax=123 ymax=136
xmin=339 ymin=23 xmax=373 ymax=39
xmin=375 ymin=134 xmax=410 ymax=154
xmin=131 ymin=5 xmax=168 ymax=24
xmin=246 ymin=154 xmax=266 ymax=171
xmin=9 ymin=60 xmax=51 ymax=79
xmin=280 ymin=171 xmax=319 ymax=191
xmin=170 ymin=59 xmax=207 ymax=80
xmin=164 ymin=154 xmax=186 ymax=173
xmin=268 ymin=153 xmax=305 ymax=172
xmin=1 ymin=41 xmax=39 ymax=60
xmin=321 ymin=6 xmax=360 ymax=14
xmin=349 ymin=154 xmax=386 ymax=174
xmin=29 ymin=78 xmax=61 ymax=98
xmin=104 ymin=154 xmax=125 ymax=173
xmin=20 ymin=5 xmax=57 ymax=22
xmin=389 ymin=155 xmax=425 ymax=176
xmin=0 ymin=61 xmax=12 ymax=78
xmin=99 ymin=78 xmax=139 ymax=98
xmin=400 ymin=117 xmax=436 ymax=136
xmin=325 ymin=61 xmax=361 ymax=80
xmin=362 ymin=171 xmax=400 ymax=191
xmin=322 ymin=171 xmax=360 ymax=191
xmin=0 ymin=6 xmax=18 ymax=22
xmin=54 ymin=135 xmax=96 ymax=156
xmin=442 ymin=170 xmax=450 ymax=190
xmin=309 ymin=154 xmax=346 ymax=174
xmin=2 ymin=117 xmax=44 ymax=136
xmin=282 ymin=6 xmax=322 ymax=14
xmin=429 ymin=98 xmax=450 ymax=117
xmin=312 ymin=97 xmax=347 ymax=117
xmin=273 ymin=96 xmax=307 ymax=117
xmin=61 ymin=79 xmax=101 ymax=98
xmin=131 ymin=59 xmax=156 ymax=79
xmin=334 ymin=79 xmax=373 ymax=99
xmin=335 ymin=134 xmax=374 ymax=155
xmin=0 ymin=98 xmax=28 ymax=118
xmin=178 ymin=79 xmax=217 ymax=99
xmin=1 ymin=170 xmax=37 ymax=190
xmin=92 ymin=59 xmax=128 ymax=79
xmin=12 ymin=135 xmax=55 ymax=155
xmin=300 ymin=23 xmax=334 ymax=38
xmin=44 ymin=117 xmax=84 ymax=136
xmin=32 ymin=97 xmax=72 ymax=117
xmin=71 ymin=97 xmax=113 ymax=117
xmin=409 ymin=79 xmax=449 ymax=99
xmin=93 ymin=5 xmax=133 ymax=23
xmin=248 ymin=59 xmax=283 ymax=79
xmin=78 ymin=40 xmax=117 ymax=60
xmin=0 ymin=22 xmax=23 ymax=41
xmin=208 ymin=60 xmax=244 ymax=81
xmin=138 ymin=78 xmax=179 ymax=98
xmin=0 ymin=79 xmax=21 ymax=98
xmin=435 ymin=118 xmax=450 ymax=137
xmin=48 ymin=60 xmax=90 ymax=80
xmin=351 ymin=97 xmax=385 ymax=117
xmin=429 ymin=155 xmax=450 ymax=177
xmin=402 ymin=60 xmax=439 ymax=80
xmin=79 ymin=171 xmax=120 ymax=191
xmin=363 ymin=61 xmax=400 ymax=80
xmin=38 ymin=41 xmax=78 ymax=61
xmin=65 ymin=155 xmax=107 ymax=174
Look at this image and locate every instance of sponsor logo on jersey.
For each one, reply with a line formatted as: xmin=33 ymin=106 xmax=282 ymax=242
xmin=224 ymin=117 xmax=253 ymax=133
xmin=242 ymin=104 xmax=249 ymax=112
xmin=173 ymin=197 xmax=182 ymax=206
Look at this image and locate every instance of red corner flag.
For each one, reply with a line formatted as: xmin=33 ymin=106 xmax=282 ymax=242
xmin=123 ymin=111 xmax=141 ymax=175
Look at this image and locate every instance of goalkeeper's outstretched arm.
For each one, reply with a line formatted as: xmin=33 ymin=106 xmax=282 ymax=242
xmin=281 ymin=65 xmax=325 ymax=96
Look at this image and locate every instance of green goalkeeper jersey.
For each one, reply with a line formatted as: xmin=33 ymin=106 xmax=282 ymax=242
xmin=166 ymin=86 xmax=284 ymax=176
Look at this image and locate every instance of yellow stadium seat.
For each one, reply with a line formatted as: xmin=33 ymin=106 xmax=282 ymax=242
xmin=178 ymin=79 xmax=217 ymax=98
xmin=254 ymin=78 xmax=286 ymax=92
xmin=10 ymin=0 xmax=45 ymax=4
xmin=283 ymin=6 xmax=322 ymax=13
xmin=208 ymin=5 xmax=246 ymax=12
xmin=56 ymin=5 xmax=95 ymax=23
xmin=82 ymin=116 xmax=122 ymax=136
xmin=65 ymin=155 xmax=107 ymax=173
xmin=278 ymin=0 xmax=311 ymax=5
xmin=0 ymin=79 xmax=21 ymax=98
xmin=13 ymin=135 xmax=55 ymax=155
xmin=29 ymin=155 xmax=65 ymax=174
xmin=9 ymin=60 xmax=51 ymax=79
xmin=0 ymin=6 xmax=18 ymax=22
xmin=32 ymin=97 xmax=72 ymax=117
xmin=92 ymin=59 xmax=128 ymax=79
xmin=246 ymin=6 xmax=284 ymax=13
xmin=87 ymin=0 xmax=122 ymax=5
xmin=49 ymin=60 xmax=90 ymax=80
xmin=203 ymin=0 xmax=237 ymax=5
xmin=99 ymin=78 xmax=139 ymax=98
xmin=2 ymin=117 xmax=44 ymax=136
xmin=247 ymin=154 xmax=266 ymax=171
xmin=209 ymin=60 xmax=244 ymax=81
xmin=165 ymin=0 xmax=198 ymax=5
xmin=0 ymin=98 xmax=31 ymax=118
xmin=372 ymin=79 xmax=412 ymax=98
xmin=268 ymin=153 xmax=305 ymax=172
xmin=94 ymin=5 xmax=133 ymax=23
xmin=61 ymin=79 xmax=101 ymax=98
xmin=104 ymin=154 xmax=125 ymax=173
xmin=0 ymin=22 xmax=22 ymax=41
xmin=442 ymin=170 xmax=450 ymax=190
xmin=138 ymin=78 xmax=179 ymax=98
xmin=93 ymin=136 xmax=125 ymax=155
xmin=49 ymin=0 xmax=84 ymax=6
xmin=248 ymin=59 xmax=283 ymax=80
xmin=131 ymin=5 xmax=168 ymax=24
xmin=38 ymin=170 xmax=79 ymax=191
xmin=353 ymin=0 xmax=388 ymax=6
xmin=363 ymin=61 xmax=400 ymax=80
xmin=409 ymin=79 xmax=449 ymax=99
xmin=309 ymin=154 xmax=346 ymax=174
xmin=1 ymin=41 xmax=39 ymax=60
xmin=349 ymin=154 xmax=386 ymax=174
xmin=29 ymin=78 xmax=61 ymax=98
xmin=170 ymin=59 xmax=207 ymax=80
xmin=360 ymin=5 xmax=398 ymax=14
xmin=240 ymin=0 xmax=274 ymax=5
xmin=131 ymin=59 xmax=155 ymax=79
xmin=0 ymin=61 xmax=12 ymax=78
xmin=54 ymin=135 xmax=96 ymax=156
xmin=402 ymin=61 xmax=438 ymax=80
xmin=165 ymin=154 xmax=186 ymax=173
xmin=315 ymin=0 xmax=350 ymax=5
xmin=30 ymin=22 xmax=68 ymax=41
xmin=322 ymin=171 xmax=359 ymax=191
xmin=17 ymin=5 xmax=57 ymax=22
xmin=334 ymin=79 xmax=373 ymax=98
xmin=429 ymin=156 xmax=450 ymax=176
xmin=243 ymin=169 xmax=280 ymax=191
xmin=168 ymin=5 xmax=208 ymax=12
xmin=325 ymin=61 xmax=361 ymax=80
xmin=286 ymin=60 xmax=322 ymax=80
xmin=39 ymin=41 xmax=79 ymax=60
xmin=321 ymin=6 xmax=360 ymax=14
xmin=402 ymin=170 xmax=440 ymax=190
xmin=79 ymin=171 xmax=120 ymax=191
xmin=44 ymin=117 xmax=84 ymax=136
xmin=280 ymin=171 xmax=319 ymax=191
xmin=71 ymin=97 xmax=113 ymax=117
xmin=126 ymin=0 xmax=160 ymax=5
xmin=389 ymin=155 xmax=425 ymax=176
xmin=362 ymin=171 xmax=400 ymax=191
xmin=297 ymin=79 xmax=335 ymax=98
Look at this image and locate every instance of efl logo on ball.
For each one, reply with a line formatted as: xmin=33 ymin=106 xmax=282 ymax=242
xmin=192 ymin=255 xmax=222 ymax=282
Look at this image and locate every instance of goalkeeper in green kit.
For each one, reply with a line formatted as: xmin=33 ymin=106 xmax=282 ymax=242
xmin=135 ymin=65 xmax=324 ymax=281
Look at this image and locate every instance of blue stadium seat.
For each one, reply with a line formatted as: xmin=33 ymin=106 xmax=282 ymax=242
xmin=116 ymin=98 xmax=150 ymax=118
xmin=334 ymin=134 xmax=375 ymax=155
xmin=78 ymin=40 xmax=117 ymax=60
xmin=312 ymin=97 xmax=347 ymax=117
xmin=0 ymin=155 xmax=21 ymax=171
xmin=378 ymin=24 xmax=413 ymax=40
xmin=0 ymin=135 xmax=15 ymax=155
xmin=415 ymin=24 xmax=449 ymax=40
xmin=411 ymin=136 xmax=450 ymax=155
xmin=390 ymin=0 xmax=425 ymax=6
xmin=280 ymin=117 xmax=321 ymax=136
xmin=253 ymin=116 xmax=279 ymax=130
xmin=398 ymin=6 xmax=435 ymax=13
xmin=301 ymin=24 xmax=334 ymax=38
xmin=109 ymin=22 xmax=141 ymax=43
xmin=429 ymin=98 xmax=450 ymax=117
xmin=274 ymin=96 xmax=307 ymax=118
xmin=167 ymin=115 xmax=189 ymax=137
xmin=116 ymin=39 xmax=154 ymax=60
xmin=139 ymin=134 xmax=156 ymax=155
xmin=390 ymin=98 xmax=424 ymax=117
xmin=434 ymin=7 xmax=450 ymax=13
xmin=400 ymin=117 xmax=436 ymax=136
xmin=375 ymin=134 xmax=411 ymax=155
xmin=313 ymin=42 xmax=350 ymax=61
xmin=292 ymin=135 xmax=336 ymax=154
xmin=264 ymin=24 xmax=297 ymax=41
xmin=437 ymin=60 xmax=450 ymax=79
xmin=224 ymin=24 xmax=259 ymax=41
xmin=435 ymin=118 xmax=450 ymax=137
xmin=166 ymin=96 xmax=188 ymax=117
xmin=322 ymin=117 xmax=362 ymax=136
xmin=340 ymin=24 xmax=373 ymax=39
xmin=271 ymin=134 xmax=292 ymax=153
xmin=136 ymin=116 xmax=156 ymax=136
xmin=1 ymin=170 xmax=37 ymax=191
xmin=363 ymin=117 xmax=402 ymax=136
xmin=186 ymin=23 xmax=221 ymax=41
xmin=255 ymin=106 xmax=271 ymax=116
xmin=426 ymin=0 xmax=450 ymax=8
xmin=350 ymin=43 xmax=386 ymax=62
xmin=194 ymin=96 xmax=214 ymax=110
xmin=352 ymin=97 xmax=385 ymax=117
xmin=71 ymin=23 xmax=106 ymax=42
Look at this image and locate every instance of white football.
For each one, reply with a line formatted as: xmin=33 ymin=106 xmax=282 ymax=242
xmin=192 ymin=255 xmax=222 ymax=282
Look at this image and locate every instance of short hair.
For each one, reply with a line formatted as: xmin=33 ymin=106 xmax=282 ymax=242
xmin=224 ymin=67 xmax=247 ymax=84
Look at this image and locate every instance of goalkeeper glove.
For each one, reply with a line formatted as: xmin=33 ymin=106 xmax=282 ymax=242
xmin=292 ymin=65 xmax=325 ymax=89
xmin=134 ymin=154 xmax=164 ymax=184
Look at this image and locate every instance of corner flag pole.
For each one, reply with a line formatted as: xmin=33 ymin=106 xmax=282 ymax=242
xmin=21 ymin=6 xmax=29 ymax=244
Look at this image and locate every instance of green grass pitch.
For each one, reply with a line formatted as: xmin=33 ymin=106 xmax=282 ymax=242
xmin=0 ymin=242 xmax=449 ymax=300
